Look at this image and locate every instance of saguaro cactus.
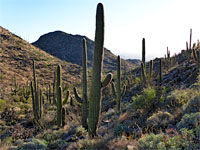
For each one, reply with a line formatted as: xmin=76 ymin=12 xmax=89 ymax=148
xmin=142 ymin=38 xmax=146 ymax=68
xmin=56 ymin=64 xmax=62 ymax=127
xmin=189 ymin=29 xmax=192 ymax=50
xmin=73 ymin=38 xmax=88 ymax=129
xmin=31 ymin=60 xmax=39 ymax=120
xmin=53 ymin=71 xmax=56 ymax=105
xmin=88 ymin=3 xmax=112 ymax=137
xmin=112 ymin=56 xmax=126 ymax=111
xmin=141 ymin=62 xmax=147 ymax=86
xmin=148 ymin=60 xmax=153 ymax=81
xmin=159 ymin=58 xmax=162 ymax=85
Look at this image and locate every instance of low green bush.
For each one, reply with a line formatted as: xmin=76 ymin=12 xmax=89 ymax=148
xmin=177 ymin=112 xmax=200 ymax=130
xmin=183 ymin=95 xmax=200 ymax=114
xmin=137 ymin=128 xmax=199 ymax=150
xmin=146 ymin=111 xmax=173 ymax=129
xmin=0 ymin=99 xmax=6 ymax=111
xmin=113 ymin=123 xmax=133 ymax=136
xmin=166 ymin=89 xmax=196 ymax=107
xmin=132 ymin=87 xmax=156 ymax=111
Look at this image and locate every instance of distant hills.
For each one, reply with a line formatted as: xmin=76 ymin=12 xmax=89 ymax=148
xmin=32 ymin=31 xmax=139 ymax=70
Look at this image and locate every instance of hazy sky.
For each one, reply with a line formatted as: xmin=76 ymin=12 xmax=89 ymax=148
xmin=1 ymin=0 xmax=200 ymax=60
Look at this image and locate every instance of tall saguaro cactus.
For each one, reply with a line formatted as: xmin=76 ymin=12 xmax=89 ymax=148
xmin=88 ymin=3 xmax=112 ymax=137
xmin=142 ymin=38 xmax=146 ymax=68
xmin=159 ymin=58 xmax=162 ymax=85
xmin=189 ymin=29 xmax=192 ymax=50
xmin=73 ymin=38 xmax=88 ymax=129
xmin=31 ymin=60 xmax=39 ymax=120
xmin=112 ymin=56 xmax=126 ymax=111
xmin=56 ymin=64 xmax=62 ymax=127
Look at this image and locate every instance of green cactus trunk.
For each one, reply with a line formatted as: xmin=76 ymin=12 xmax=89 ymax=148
xmin=159 ymin=59 xmax=162 ymax=85
xmin=82 ymin=38 xmax=88 ymax=129
xmin=62 ymin=107 xmax=65 ymax=127
xmin=32 ymin=60 xmax=39 ymax=120
xmin=116 ymin=56 xmax=121 ymax=111
xmin=88 ymin=3 xmax=105 ymax=137
xmin=56 ymin=65 xmax=62 ymax=127
xmin=30 ymin=81 xmax=37 ymax=119
xmin=148 ymin=60 xmax=153 ymax=81
xmin=53 ymin=71 xmax=56 ymax=105
xmin=141 ymin=62 xmax=146 ymax=86
xmin=142 ymin=38 xmax=146 ymax=69
xmin=197 ymin=51 xmax=200 ymax=70
xmin=189 ymin=29 xmax=192 ymax=50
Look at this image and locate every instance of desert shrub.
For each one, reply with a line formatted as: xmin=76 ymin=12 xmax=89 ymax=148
xmin=134 ymin=77 xmax=141 ymax=87
xmin=1 ymin=108 xmax=18 ymax=125
xmin=137 ymin=128 xmax=198 ymax=150
xmin=146 ymin=111 xmax=173 ymax=129
xmin=12 ymin=124 xmax=35 ymax=141
xmin=177 ymin=112 xmax=200 ymax=130
xmin=183 ymin=95 xmax=200 ymax=114
xmin=43 ymin=130 xmax=64 ymax=144
xmin=0 ymin=99 xmax=6 ymax=111
xmin=113 ymin=123 xmax=134 ymax=136
xmin=132 ymin=87 xmax=156 ymax=111
xmin=20 ymin=138 xmax=47 ymax=150
xmin=156 ymin=86 xmax=167 ymax=103
xmin=12 ymin=95 xmax=21 ymax=102
xmin=166 ymin=89 xmax=196 ymax=107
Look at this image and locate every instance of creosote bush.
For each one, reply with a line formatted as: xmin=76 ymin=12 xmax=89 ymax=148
xmin=166 ymin=89 xmax=196 ymax=107
xmin=113 ymin=123 xmax=134 ymax=136
xmin=177 ymin=112 xmax=200 ymax=130
xmin=183 ymin=95 xmax=200 ymax=114
xmin=132 ymin=87 xmax=156 ymax=111
xmin=137 ymin=128 xmax=200 ymax=150
xmin=146 ymin=111 xmax=173 ymax=129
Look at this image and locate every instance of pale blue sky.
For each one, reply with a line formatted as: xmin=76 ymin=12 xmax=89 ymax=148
xmin=1 ymin=0 xmax=200 ymax=60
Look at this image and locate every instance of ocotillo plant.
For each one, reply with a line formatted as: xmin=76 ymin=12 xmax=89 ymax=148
xmin=88 ymin=3 xmax=112 ymax=137
xmin=112 ymin=56 xmax=126 ymax=111
xmin=73 ymin=38 xmax=88 ymax=129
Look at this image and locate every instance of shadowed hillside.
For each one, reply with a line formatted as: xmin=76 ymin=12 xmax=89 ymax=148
xmin=32 ymin=31 xmax=139 ymax=70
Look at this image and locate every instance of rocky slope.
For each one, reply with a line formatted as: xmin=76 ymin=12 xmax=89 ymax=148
xmin=0 ymin=26 xmax=81 ymax=100
xmin=32 ymin=31 xmax=139 ymax=70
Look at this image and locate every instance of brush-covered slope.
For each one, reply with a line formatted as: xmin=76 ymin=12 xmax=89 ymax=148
xmin=0 ymin=26 xmax=81 ymax=100
xmin=32 ymin=31 xmax=139 ymax=70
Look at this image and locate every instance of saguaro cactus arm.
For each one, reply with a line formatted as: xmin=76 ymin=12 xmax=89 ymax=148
xmin=63 ymin=90 xmax=69 ymax=105
xmin=73 ymin=87 xmax=83 ymax=103
xmin=111 ymin=82 xmax=116 ymax=98
xmin=101 ymin=73 xmax=112 ymax=87
xmin=121 ymin=85 xmax=126 ymax=97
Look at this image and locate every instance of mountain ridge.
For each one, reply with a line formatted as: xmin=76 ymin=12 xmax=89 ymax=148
xmin=32 ymin=30 xmax=139 ymax=70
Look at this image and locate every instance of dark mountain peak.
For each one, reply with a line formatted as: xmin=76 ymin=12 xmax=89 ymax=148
xmin=32 ymin=30 xmax=138 ymax=70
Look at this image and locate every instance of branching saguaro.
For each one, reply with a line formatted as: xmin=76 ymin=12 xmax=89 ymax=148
xmin=73 ymin=38 xmax=88 ymax=129
xmin=88 ymin=3 xmax=112 ymax=137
